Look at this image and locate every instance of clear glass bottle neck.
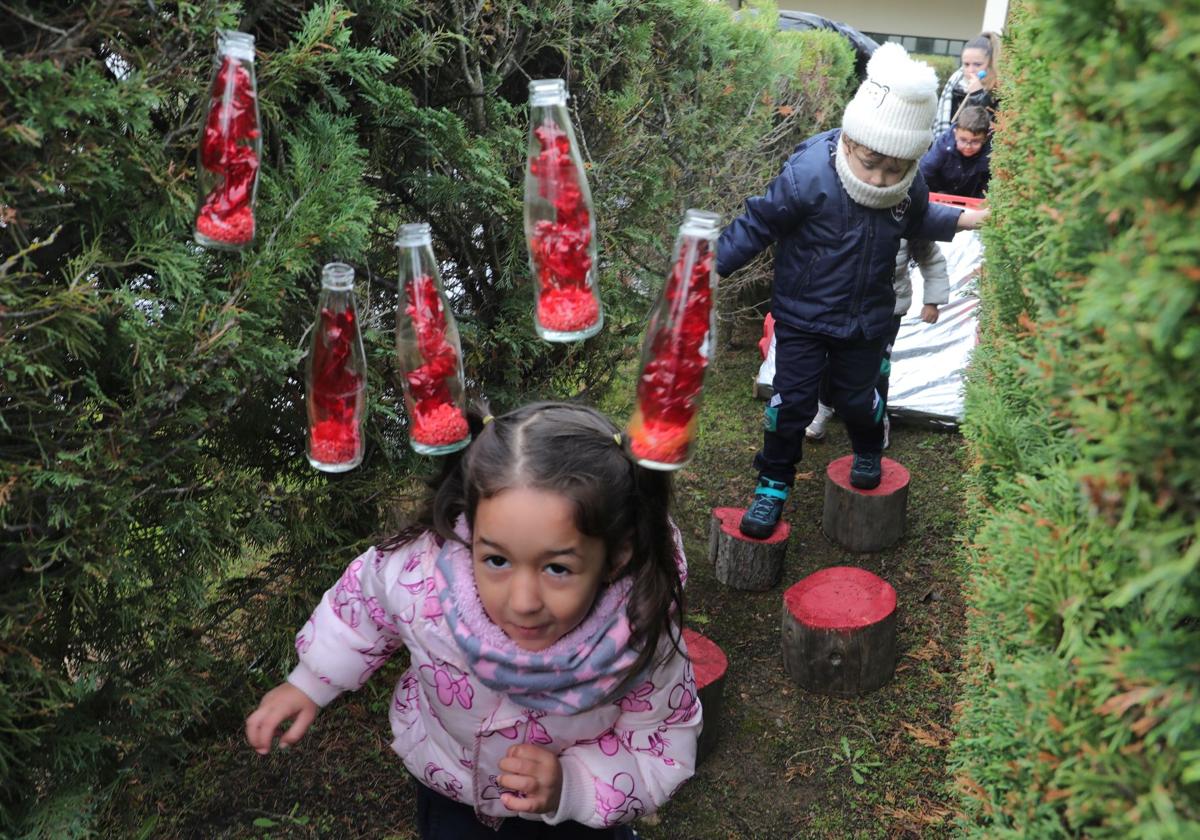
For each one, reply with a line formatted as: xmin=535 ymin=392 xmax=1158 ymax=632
xmin=529 ymin=78 xmax=568 ymax=107
xmin=396 ymin=223 xmax=433 ymax=248
xmin=321 ymin=262 xmax=355 ymax=291
xmin=217 ymin=30 xmax=256 ymax=62
xmin=679 ymin=209 xmax=722 ymax=239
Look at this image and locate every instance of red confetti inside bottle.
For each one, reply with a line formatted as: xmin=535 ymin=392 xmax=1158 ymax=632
xmin=524 ymin=79 xmax=603 ymax=342
xmin=194 ymin=31 xmax=261 ymax=251
xmin=395 ymin=223 xmax=471 ymax=455
xmin=305 ymin=263 xmax=368 ymax=472
xmin=628 ymin=209 xmax=722 ymax=470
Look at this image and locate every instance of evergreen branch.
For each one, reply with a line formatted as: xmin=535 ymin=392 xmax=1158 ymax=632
xmin=0 ymin=225 xmax=61 ymax=277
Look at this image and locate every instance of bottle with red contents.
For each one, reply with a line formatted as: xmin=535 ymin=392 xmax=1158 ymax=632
xmin=627 ymin=209 xmax=722 ymax=470
xmin=523 ymin=79 xmax=603 ymax=342
xmin=194 ymin=31 xmax=261 ymax=251
xmin=305 ymin=263 xmax=368 ymax=472
xmin=395 ymin=223 xmax=471 ymax=455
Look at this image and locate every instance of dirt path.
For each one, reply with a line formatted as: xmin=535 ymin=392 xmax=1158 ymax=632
xmin=141 ymin=322 xmax=967 ymax=839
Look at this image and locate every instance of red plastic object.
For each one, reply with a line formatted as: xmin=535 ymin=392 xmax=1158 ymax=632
xmin=929 ymin=192 xmax=985 ymax=210
xmin=783 ymin=566 xmax=896 ymax=632
xmin=826 ymin=455 xmax=910 ymax=497
xmin=758 ymin=313 xmax=775 ymax=360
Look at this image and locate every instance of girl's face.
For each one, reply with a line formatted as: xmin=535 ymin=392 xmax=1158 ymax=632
xmin=961 ymin=47 xmax=989 ymax=79
xmin=472 ymin=486 xmax=609 ymax=651
xmin=842 ymin=137 xmax=913 ymax=188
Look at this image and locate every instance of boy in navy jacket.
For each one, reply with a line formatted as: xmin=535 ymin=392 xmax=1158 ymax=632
xmin=718 ymin=44 xmax=988 ymax=538
xmin=920 ymin=105 xmax=992 ymax=199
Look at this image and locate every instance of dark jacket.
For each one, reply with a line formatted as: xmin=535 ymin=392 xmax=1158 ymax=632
xmin=716 ymin=129 xmax=961 ymax=340
xmin=920 ymin=128 xmax=991 ymax=199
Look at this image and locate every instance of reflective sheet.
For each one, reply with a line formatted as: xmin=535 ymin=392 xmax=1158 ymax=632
xmin=756 ymin=230 xmax=983 ymax=427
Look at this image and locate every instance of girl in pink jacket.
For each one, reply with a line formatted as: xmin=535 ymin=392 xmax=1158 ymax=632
xmin=246 ymin=402 xmax=699 ymax=837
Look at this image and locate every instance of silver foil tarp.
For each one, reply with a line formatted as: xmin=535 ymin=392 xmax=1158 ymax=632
xmin=755 ymin=229 xmax=983 ymax=427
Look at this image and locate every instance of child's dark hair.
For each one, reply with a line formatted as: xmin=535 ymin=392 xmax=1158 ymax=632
xmin=383 ymin=401 xmax=685 ymax=685
xmin=955 ymin=105 xmax=991 ymax=135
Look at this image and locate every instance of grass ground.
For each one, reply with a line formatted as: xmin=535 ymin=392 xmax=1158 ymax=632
xmin=131 ymin=315 xmax=968 ymax=839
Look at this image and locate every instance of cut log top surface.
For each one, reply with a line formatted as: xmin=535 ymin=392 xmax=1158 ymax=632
xmin=711 ymin=506 xmax=791 ymax=544
xmin=826 ymin=456 xmax=910 ymax=495
xmin=682 ymin=627 xmax=728 ymax=689
xmin=783 ymin=566 xmax=897 ymax=631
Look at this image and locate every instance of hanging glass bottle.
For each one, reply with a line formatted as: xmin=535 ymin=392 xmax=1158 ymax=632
xmin=524 ymin=78 xmax=603 ymax=342
xmin=194 ymin=30 xmax=261 ymax=251
xmin=395 ymin=223 xmax=471 ymax=455
xmin=305 ymin=263 xmax=368 ymax=472
xmin=628 ymin=209 xmax=721 ymax=470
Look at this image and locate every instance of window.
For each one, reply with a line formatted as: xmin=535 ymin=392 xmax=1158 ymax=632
xmin=864 ymin=32 xmax=965 ymax=57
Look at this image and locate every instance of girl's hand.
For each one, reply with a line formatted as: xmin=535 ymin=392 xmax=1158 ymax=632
xmin=245 ymin=682 xmax=319 ymax=754
xmin=965 ymin=71 xmax=985 ymax=94
xmin=920 ymin=304 xmax=940 ymax=324
xmin=497 ymin=744 xmax=563 ymax=814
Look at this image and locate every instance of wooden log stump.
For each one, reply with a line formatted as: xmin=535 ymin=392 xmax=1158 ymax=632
xmin=781 ymin=566 xmax=897 ymax=697
xmin=683 ymin=627 xmax=727 ymax=764
xmin=709 ymin=507 xmax=789 ymax=591
xmin=821 ymin=455 xmax=910 ymax=553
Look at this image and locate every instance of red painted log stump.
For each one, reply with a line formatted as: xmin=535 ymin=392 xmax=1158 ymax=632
xmin=781 ymin=567 xmax=897 ymax=697
xmin=709 ymin=507 xmax=789 ymax=591
xmin=822 ymin=456 xmax=910 ymax=553
xmin=683 ymin=627 xmax=727 ymax=764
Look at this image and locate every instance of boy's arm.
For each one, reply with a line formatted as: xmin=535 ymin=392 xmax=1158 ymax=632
xmin=542 ymin=638 xmax=701 ymax=828
xmin=287 ymin=542 xmax=427 ymax=706
xmin=716 ymin=163 xmax=812 ymax=277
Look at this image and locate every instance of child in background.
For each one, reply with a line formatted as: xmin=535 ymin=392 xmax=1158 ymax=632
xmin=933 ymin=32 xmax=1002 ymax=135
xmin=245 ymin=402 xmax=698 ymax=838
xmin=806 ymin=239 xmax=950 ymax=447
xmin=717 ymin=43 xmax=987 ymax=539
xmin=921 ymin=105 xmax=992 ymax=199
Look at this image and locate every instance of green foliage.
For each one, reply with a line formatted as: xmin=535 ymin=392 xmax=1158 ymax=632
xmin=953 ymin=0 xmax=1200 ymax=835
xmin=0 ymin=0 xmax=854 ymax=835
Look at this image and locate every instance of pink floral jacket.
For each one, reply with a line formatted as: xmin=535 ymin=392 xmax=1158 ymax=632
xmin=287 ymin=528 xmax=700 ymax=828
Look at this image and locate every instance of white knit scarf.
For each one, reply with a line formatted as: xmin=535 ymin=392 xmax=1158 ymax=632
xmin=834 ymin=135 xmax=918 ymax=209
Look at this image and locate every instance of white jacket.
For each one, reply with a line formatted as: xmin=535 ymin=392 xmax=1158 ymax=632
xmin=893 ymin=239 xmax=950 ymax=315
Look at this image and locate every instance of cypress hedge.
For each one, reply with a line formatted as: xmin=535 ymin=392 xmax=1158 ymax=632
xmin=954 ymin=0 xmax=1200 ymax=835
xmin=0 ymin=1 xmax=852 ymax=833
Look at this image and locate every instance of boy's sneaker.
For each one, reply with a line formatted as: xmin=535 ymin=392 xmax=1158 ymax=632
xmin=849 ymin=452 xmax=882 ymax=490
xmin=882 ymin=414 xmax=891 ymax=450
xmin=805 ymin=402 xmax=835 ymax=441
xmin=740 ymin=476 xmax=789 ymax=538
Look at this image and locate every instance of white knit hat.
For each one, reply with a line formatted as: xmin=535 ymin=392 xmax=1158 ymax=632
xmin=842 ymin=43 xmax=938 ymax=160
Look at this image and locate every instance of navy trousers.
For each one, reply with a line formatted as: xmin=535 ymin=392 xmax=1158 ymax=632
xmin=756 ymin=320 xmax=886 ymax=485
xmin=414 ymin=781 xmax=633 ymax=840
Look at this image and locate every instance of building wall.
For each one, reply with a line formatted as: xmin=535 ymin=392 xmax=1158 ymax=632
xmin=774 ymin=0 xmax=986 ymax=40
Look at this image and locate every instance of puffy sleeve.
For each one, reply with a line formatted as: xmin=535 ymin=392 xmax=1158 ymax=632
xmin=287 ymin=538 xmax=434 ymax=707
xmin=912 ymin=240 xmax=950 ymax=306
xmin=544 ymin=638 xmax=701 ymax=828
xmin=716 ymin=157 xmax=816 ymax=278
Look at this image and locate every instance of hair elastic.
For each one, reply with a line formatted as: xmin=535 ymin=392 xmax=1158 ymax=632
xmin=482 ymin=414 xmax=495 ymax=425
xmin=612 ymin=432 xmax=622 ymax=446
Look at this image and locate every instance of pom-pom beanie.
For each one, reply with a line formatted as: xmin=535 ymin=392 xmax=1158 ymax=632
xmin=842 ymin=43 xmax=939 ymax=161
